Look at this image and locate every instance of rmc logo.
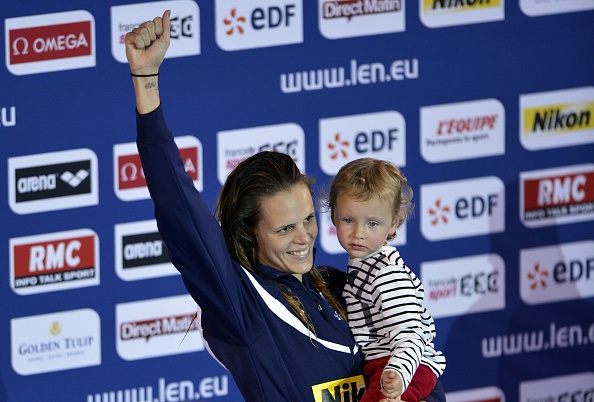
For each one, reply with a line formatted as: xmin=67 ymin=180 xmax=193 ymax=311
xmin=520 ymin=163 xmax=594 ymax=228
xmin=215 ymin=0 xmax=303 ymax=51
xmin=319 ymin=110 xmax=406 ymax=175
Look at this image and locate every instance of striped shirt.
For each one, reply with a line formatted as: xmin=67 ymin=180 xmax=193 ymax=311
xmin=342 ymin=246 xmax=446 ymax=390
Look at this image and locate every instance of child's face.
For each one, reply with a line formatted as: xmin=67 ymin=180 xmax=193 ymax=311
xmin=334 ymin=193 xmax=398 ymax=259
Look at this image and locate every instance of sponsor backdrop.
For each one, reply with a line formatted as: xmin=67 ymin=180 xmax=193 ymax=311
xmin=2 ymin=1 xmax=593 ymax=401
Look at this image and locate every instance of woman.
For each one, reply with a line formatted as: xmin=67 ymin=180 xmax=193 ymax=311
xmin=125 ymin=11 xmax=445 ymax=402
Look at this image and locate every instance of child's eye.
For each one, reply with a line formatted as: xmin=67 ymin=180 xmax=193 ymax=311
xmin=343 ymin=218 xmax=352 ymax=224
xmin=369 ymin=221 xmax=379 ymax=227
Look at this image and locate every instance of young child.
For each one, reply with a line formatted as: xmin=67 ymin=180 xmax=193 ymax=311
xmin=327 ymin=158 xmax=446 ymax=402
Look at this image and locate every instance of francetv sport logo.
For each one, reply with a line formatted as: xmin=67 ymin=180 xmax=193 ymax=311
xmin=8 ymin=148 xmax=98 ymax=214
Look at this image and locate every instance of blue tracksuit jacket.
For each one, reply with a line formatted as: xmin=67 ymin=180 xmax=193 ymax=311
xmin=136 ymin=105 xmax=364 ymax=402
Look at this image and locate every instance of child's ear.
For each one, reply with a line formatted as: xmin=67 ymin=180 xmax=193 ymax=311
xmin=390 ymin=216 xmax=399 ymax=232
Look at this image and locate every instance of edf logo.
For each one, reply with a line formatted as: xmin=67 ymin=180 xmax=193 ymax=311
xmin=319 ymin=111 xmax=406 ymax=175
xmin=216 ymin=0 xmax=303 ymax=51
xmin=520 ymin=240 xmax=594 ymax=305
xmin=421 ymin=176 xmax=505 ymax=241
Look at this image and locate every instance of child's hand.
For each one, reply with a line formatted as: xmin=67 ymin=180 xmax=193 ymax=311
xmin=380 ymin=369 xmax=403 ymax=399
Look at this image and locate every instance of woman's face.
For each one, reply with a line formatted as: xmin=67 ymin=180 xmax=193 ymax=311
xmin=254 ymin=183 xmax=318 ymax=281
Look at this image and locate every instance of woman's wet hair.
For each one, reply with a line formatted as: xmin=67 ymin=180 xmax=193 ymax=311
xmin=215 ymin=151 xmax=347 ymax=330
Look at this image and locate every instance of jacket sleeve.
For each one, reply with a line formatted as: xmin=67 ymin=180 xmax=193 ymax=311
xmin=135 ymin=105 xmax=263 ymax=345
xmin=423 ymin=379 xmax=446 ymax=402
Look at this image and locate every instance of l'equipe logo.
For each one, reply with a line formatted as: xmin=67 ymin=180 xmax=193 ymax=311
xmin=8 ymin=148 xmax=98 ymax=214
xmin=420 ymin=98 xmax=505 ymax=163
xmin=5 ymin=10 xmax=95 ymax=75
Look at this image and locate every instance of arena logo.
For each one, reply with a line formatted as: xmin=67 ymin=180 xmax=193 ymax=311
xmin=5 ymin=10 xmax=95 ymax=75
xmin=1 ymin=106 xmax=16 ymax=127
xmin=110 ymin=0 xmax=200 ymax=63
xmin=421 ymin=253 xmax=505 ymax=318
xmin=217 ymin=123 xmax=305 ymax=184
xmin=114 ymin=220 xmax=177 ymax=281
xmin=8 ymin=148 xmax=98 ymax=214
xmin=11 ymin=308 xmax=101 ymax=375
xmin=420 ymin=98 xmax=505 ymax=163
xmin=520 ymin=240 xmax=594 ymax=305
xmin=319 ymin=111 xmax=405 ymax=175
xmin=215 ymin=0 xmax=303 ymax=51
xmin=113 ymin=136 xmax=202 ymax=201
xmin=420 ymin=0 xmax=504 ymax=28
xmin=520 ymin=0 xmax=594 ymax=16
xmin=445 ymin=385 xmax=505 ymax=402
xmin=319 ymin=209 xmax=406 ymax=255
xmin=519 ymin=372 xmax=594 ymax=402
xmin=116 ymin=295 xmax=204 ymax=361
xmin=10 ymin=229 xmax=99 ymax=296
xmin=520 ymin=163 xmax=594 ymax=228
xmin=520 ymin=86 xmax=594 ymax=151
xmin=420 ymin=176 xmax=505 ymax=241
xmin=319 ymin=0 xmax=405 ymax=39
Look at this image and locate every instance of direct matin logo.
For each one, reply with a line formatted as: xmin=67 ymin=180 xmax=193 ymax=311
xmin=8 ymin=148 xmax=98 ymax=214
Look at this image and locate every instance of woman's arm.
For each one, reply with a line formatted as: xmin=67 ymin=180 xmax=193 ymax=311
xmin=125 ymin=10 xmax=170 ymax=114
xmin=422 ymin=379 xmax=446 ymax=402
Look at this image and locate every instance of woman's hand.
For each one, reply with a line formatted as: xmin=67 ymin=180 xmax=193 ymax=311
xmin=125 ymin=10 xmax=171 ymax=75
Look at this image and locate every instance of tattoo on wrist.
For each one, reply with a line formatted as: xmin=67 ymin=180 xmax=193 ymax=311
xmin=144 ymin=82 xmax=157 ymax=89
